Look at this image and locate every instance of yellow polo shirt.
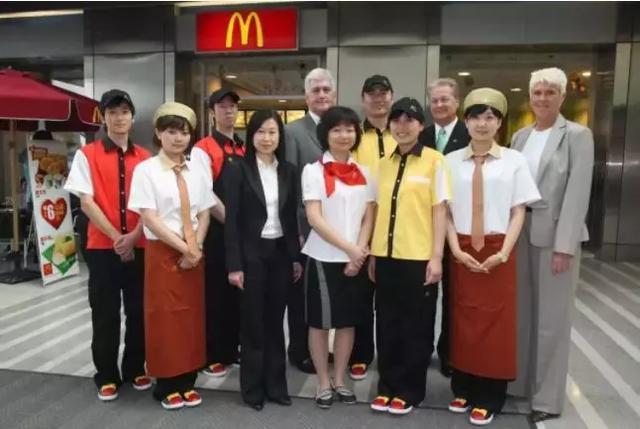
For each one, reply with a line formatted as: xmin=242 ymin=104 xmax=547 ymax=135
xmin=371 ymin=142 xmax=451 ymax=261
xmin=352 ymin=119 xmax=396 ymax=178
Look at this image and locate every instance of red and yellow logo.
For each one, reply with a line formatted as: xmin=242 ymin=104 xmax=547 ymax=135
xmin=197 ymin=8 xmax=298 ymax=52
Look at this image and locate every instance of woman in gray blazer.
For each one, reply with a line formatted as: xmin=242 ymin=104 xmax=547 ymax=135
xmin=509 ymin=67 xmax=594 ymax=424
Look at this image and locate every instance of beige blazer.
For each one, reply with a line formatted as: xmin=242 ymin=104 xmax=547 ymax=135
xmin=511 ymin=114 xmax=594 ymax=255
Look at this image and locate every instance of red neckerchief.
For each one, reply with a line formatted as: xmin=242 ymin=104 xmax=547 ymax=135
xmin=319 ymin=155 xmax=366 ymax=197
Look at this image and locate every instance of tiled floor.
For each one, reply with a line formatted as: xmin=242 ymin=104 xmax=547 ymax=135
xmin=1 ymin=255 xmax=639 ymax=428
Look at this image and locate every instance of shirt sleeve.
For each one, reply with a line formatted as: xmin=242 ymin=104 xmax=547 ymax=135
xmin=64 ymin=150 xmax=93 ymax=197
xmin=511 ymin=154 xmax=542 ymax=207
xmin=127 ymin=163 xmax=156 ymax=214
xmin=302 ymin=164 xmax=323 ymax=201
xmin=432 ymin=155 xmax=452 ymax=205
xmin=199 ymin=171 xmax=217 ymax=212
xmin=362 ymin=166 xmax=377 ymax=203
xmin=190 ymin=146 xmax=213 ymax=190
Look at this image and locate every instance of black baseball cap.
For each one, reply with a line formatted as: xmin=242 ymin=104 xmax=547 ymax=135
xmin=99 ymin=89 xmax=135 ymax=115
xmin=389 ymin=97 xmax=426 ymax=123
xmin=208 ymin=87 xmax=240 ymax=108
xmin=362 ymin=75 xmax=393 ymax=94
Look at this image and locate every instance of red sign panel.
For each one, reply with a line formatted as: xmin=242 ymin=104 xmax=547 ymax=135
xmin=196 ymin=8 xmax=298 ymax=53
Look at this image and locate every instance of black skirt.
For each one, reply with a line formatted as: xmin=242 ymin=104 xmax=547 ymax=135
xmin=304 ymin=257 xmax=368 ymax=329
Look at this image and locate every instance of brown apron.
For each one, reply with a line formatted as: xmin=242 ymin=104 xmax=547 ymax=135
xmin=449 ymin=234 xmax=516 ymax=380
xmin=145 ymin=240 xmax=205 ymax=378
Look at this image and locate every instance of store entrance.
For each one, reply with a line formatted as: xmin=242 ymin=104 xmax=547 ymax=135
xmin=176 ymin=53 xmax=321 ymax=140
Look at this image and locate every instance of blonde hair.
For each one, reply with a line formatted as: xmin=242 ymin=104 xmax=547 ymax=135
xmin=427 ymin=78 xmax=459 ymax=100
xmin=529 ymin=67 xmax=567 ymax=95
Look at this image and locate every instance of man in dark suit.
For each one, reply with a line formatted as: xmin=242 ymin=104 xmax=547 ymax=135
xmin=419 ymin=78 xmax=470 ymax=377
xmin=284 ymin=68 xmax=337 ymax=374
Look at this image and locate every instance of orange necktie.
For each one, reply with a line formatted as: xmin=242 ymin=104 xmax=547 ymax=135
xmin=173 ymin=165 xmax=198 ymax=254
xmin=471 ymin=154 xmax=488 ymax=252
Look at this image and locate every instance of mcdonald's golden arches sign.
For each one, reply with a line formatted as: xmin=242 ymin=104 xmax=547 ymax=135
xmin=196 ymin=8 xmax=298 ymax=53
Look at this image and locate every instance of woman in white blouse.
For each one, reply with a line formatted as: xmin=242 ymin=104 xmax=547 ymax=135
xmin=445 ymin=88 xmax=540 ymax=426
xmin=128 ymin=102 xmax=220 ymax=410
xmin=301 ymin=106 xmax=376 ymax=408
xmin=224 ymin=110 xmax=302 ymax=410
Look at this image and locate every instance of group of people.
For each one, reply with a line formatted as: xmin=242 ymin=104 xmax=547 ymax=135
xmin=64 ymin=65 xmax=594 ymax=426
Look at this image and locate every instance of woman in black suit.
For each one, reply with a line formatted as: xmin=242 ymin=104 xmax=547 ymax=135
xmin=224 ymin=109 xmax=303 ymax=410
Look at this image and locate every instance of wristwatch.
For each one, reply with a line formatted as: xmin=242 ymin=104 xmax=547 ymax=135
xmin=496 ymin=251 xmax=509 ymax=263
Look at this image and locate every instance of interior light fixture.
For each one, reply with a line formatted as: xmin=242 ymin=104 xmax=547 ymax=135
xmin=510 ymin=88 xmax=522 ymax=92
xmin=458 ymin=72 xmax=471 ymax=77
xmin=581 ymin=71 xmax=592 ymax=77
xmin=0 ymin=9 xmax=83 ymax=19
xmin=225 ymin=74 xmax=238 ymax=79
xmin=278 ymin=99 xmax=287 ymax=103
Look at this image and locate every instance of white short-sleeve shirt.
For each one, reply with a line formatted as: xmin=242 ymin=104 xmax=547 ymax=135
xmin=64 ymin=150 xmax=94 ymax=197
xmin=446 ymin=144 xmax=541 ymax=235
xmin=128 ymin=152 xmax=217 ymax=240
xmin=301 ymin=152 xmax=376 ymax=262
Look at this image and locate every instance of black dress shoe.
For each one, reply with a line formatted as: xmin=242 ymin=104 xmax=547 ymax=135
xmin=245 ymin=401 xmax=264 ymax=411
xmin=528 ymin=410 xmax=560 ymax=423
xmin=294 ymin=358 xmax=316 ymax=374
xmin=268 ymin=396 xmax=292 ymax=406
xmin=439 ymin=363 xmax=453 ymax=378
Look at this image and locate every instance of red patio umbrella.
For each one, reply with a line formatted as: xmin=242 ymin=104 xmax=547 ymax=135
xmin=0 ymin=68 xmax=100 ymax=259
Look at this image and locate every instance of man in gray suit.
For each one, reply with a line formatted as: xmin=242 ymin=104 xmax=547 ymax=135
xmin=285 ymin=68 xmax=337 ymax=373
xmin=509 ymin=67 xmax=594 ymax=424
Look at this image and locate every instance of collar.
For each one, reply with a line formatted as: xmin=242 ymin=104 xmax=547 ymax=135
xmin=158 ymin=149 xmax=188 ymax=171
xmin=308 ymin=111 xmax=321 ymax=125
xmin=391 ymin=142 xmax=422 ymax=158
xmin=212 ymin=128 xmax=244 ymax=146
xmin=462 ymin=142 xmax=502 ymax=160
xmin=257 ymin=156 xmax=278 ymax=170
xmin=434 ymin=117 xmax=458 ymax=137
xmin=322 ymin=151 xmax=355 ymax=165
xmin=363 ymin=118 xmax=387 ymax=133
xmin=103 ymin=135 xmax=134 ymax=153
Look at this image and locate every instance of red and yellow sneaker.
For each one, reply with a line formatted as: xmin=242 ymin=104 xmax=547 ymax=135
xmin=132 ymin=375 xmax=152 ymax=391
xmin=97 ymin=383 xmax=118 ymax=401
xmin=370 ymin=395 xmax=391 ymax=412
xmin=161 ymin=392 xmax=185 ymax=410
xmin=388 ymin=397 xmax=414 ymax=415
xmin=448 ymin=397 xmax=470 ymax=413
xmin=202 ymin=363 xmax=227 ymax=377
xmin=182 ymin=390 xmax=203 ymax=407
xmin=349 ymin=363 xmax=368 ymax=380
xmin=470 ymin=408 xmax=495 ymax=426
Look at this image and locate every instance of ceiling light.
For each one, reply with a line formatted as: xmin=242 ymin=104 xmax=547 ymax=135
xmin=0 ymin=9 xmax=82 ymax=19
xmin=581 ymin=71 xmax=592 ymax=77
xmin=458 ymin=72 xmax=471 ymax=77
xmin=278 ymin=99 xmax=287 ymax=103
xmin=510 ymin=88 xmax=522 ymax=92
xmin=225 ymin=74 xmax=237 ymax=79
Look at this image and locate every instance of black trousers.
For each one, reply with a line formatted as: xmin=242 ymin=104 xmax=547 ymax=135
xmin=375 ymin=257 xmax=438 ymax=406
xmin=451 ymin=369 xmax=507 ymax=413
xmin=286 ymin=254 xmax=309 ymax=365
xmin=350 ymin=276 xmax=375 ymax=366
xmin=436 ymin=250 xmax=451 ymax=365
xmin=153 ymin=371 xmax=198 ymax=400
xmin=86 ymin=248 xmax=145 ymax=388
xmin=204 ymin=223 xmax=240 ymax=365
xmin=240 ymin=238 xmax=291 ymax=405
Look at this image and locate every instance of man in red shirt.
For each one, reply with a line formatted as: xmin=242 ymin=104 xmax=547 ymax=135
xmin=65 ymin=89 xmax=151 ymax=402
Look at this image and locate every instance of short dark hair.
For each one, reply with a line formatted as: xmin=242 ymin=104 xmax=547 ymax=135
xmin=316 ymin=106 xmax=362 ymax=152
xmin=152 ymin=115 xmax=194 ymax=148
xmin=245 ymin=110 xmax=286 ymax=163
xmin=463 ymin=104 xmax=504 ymax=120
